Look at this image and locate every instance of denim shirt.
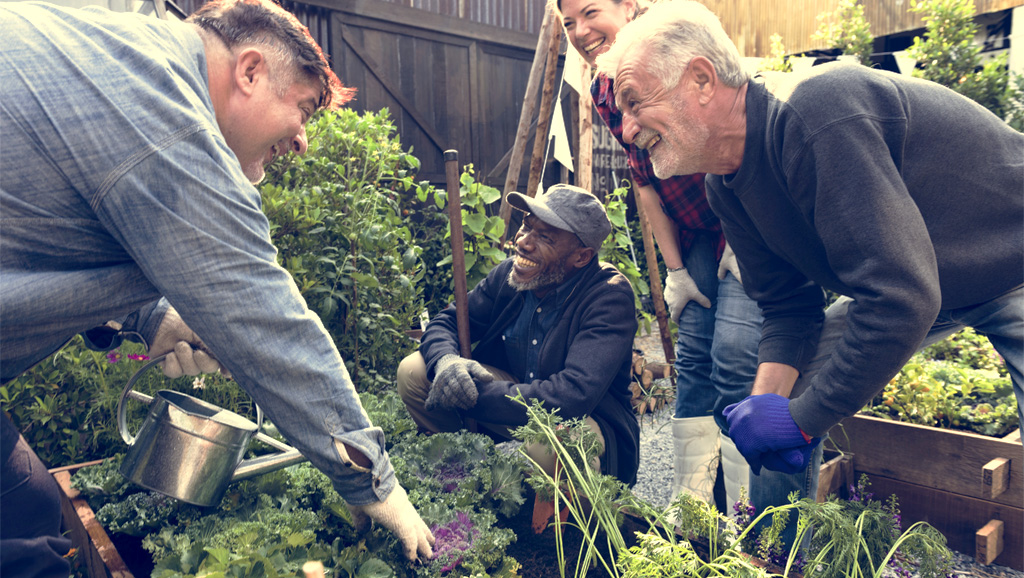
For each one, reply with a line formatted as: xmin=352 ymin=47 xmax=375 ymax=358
xmin=0 ymin=3 xmax=393 ymax=504
xmin=502 ymin=268 xmax=585 ymax=382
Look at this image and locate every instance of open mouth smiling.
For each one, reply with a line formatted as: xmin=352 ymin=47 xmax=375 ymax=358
xmin=514 ymin=254 xmax=539 ymax=269
xmin=583 ymin=38 xmax=605 ymax=55
xmin=640 ymin=134 xmax=662 ymax=151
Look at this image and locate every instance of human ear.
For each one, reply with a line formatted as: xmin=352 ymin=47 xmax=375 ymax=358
xmin=688 ymin=57 xmax=717 ymax=104
xmin=622 ymin=0 xmax=638 ymax=19
xmin=572 ymin=246 xmax=596 ymax=268
xmin=234 ymin=48 xmax=266 ymax=97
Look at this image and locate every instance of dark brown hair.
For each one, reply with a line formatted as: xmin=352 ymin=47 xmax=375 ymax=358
xmin=189 ymin=0 xmax=353 ymax=110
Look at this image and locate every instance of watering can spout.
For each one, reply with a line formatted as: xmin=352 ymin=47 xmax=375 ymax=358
xmin=231 ymin=448 xmax=307 ymax=482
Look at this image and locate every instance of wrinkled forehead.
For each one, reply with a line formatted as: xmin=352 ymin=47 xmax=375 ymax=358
xmin=612 ymin=59 xmax=646 ymax=109
xmin=614 ymin=55 xmax=671 ymax=111
xmin=523 ymin=213 xmax=573 ymax=237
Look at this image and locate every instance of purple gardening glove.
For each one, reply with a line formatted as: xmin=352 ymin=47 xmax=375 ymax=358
xmin=723 ymin=393 xmax=821 ymax=475
xmin=759 ymin=443 xmax=821 ymax=474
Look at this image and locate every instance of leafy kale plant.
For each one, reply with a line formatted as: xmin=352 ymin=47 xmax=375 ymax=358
xmin=863 ymin=328 xmax=1017 ymax=436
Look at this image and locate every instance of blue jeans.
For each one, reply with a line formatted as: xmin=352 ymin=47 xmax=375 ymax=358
xmin=673 ymin=233 xmax=762 ymax=427
xmin=671 ymin=234 xmax=813 ymax=526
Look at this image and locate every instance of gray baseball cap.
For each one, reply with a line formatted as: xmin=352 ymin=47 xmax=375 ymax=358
xmin=506 ymin=185 xmax=611 ymax=251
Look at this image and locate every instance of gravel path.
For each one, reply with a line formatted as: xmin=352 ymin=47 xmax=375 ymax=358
xmin=630 ymin=331 xmax=1023 ymax=578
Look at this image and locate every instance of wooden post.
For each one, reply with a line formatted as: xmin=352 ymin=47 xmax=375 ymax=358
xmin=576 ymin=65 xmax=593 ymax=192
xmin=524 ymin=10 xmax=563 ymax=200
xmin=499 ymin=6 xmax=555 ymax=241
xmin=445 ymin=150 xmax=472 ymax=360
xmin=631 ymin=182 xmax=676 ymax=365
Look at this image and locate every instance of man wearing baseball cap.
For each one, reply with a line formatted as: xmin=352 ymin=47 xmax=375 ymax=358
xmin=397 ymin=184 xmax=641 ymax=485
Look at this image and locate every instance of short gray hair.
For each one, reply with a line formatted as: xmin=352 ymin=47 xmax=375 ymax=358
xmin=595 ymin=0 xmax=748 ymax=90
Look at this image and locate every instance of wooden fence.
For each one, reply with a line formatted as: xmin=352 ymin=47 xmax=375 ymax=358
xmin=706 ymin=0 xmax=1022 ymax=57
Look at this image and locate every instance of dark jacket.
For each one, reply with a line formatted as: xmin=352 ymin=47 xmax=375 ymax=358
xmin=420 ymin=258 xmax=640 ymax=486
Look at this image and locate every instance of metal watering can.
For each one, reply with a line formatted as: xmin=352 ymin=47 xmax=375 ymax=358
xmin=117 ymin=355 xmax=307 ymax=506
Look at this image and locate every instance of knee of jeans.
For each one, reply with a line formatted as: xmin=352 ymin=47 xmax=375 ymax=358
xmin=523 ymin=441 xmax=602 ymax=479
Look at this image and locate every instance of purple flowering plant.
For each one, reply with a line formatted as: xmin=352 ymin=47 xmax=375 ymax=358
xmin=106 ymin=348 xmax=150 ymax=364
xmin=389 ymin=430 xmax=526 ymax=518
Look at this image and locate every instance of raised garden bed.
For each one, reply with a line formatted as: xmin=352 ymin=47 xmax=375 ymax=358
xmin=51 ymin=463 xmax=136 ymax=578
xmin=828 ymin=414 xmax=1023 ymax=570
xmin=53 ymin=472 xmax=800 ymax=578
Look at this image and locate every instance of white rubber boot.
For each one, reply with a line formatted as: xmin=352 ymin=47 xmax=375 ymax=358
xmin=671 ymin=415 xmax=720 ymax=504
xmin=720 ymin=433 xmax=749 ymax=519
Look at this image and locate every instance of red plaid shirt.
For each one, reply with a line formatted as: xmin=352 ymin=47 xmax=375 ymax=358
xmin=592 ymin=74 xmax=725 ymax=260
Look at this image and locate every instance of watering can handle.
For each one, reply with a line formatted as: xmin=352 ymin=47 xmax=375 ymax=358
xmin=116 ymin=353 xmax=264 ymax=446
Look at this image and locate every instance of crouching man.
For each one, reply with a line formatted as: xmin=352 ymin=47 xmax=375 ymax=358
xmin=398 ymin=184 xmax=641 ymax=486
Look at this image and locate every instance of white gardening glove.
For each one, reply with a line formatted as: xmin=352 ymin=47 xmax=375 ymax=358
xmin=347 ymin=484 xmax=435 ymax=561
xmin=716 ymin=242 xmax=742 ymax=284
xmin=663 ymin=267 xmax=711 ymax=323
xmin=147 ymin=307 xmax=227 ymax=378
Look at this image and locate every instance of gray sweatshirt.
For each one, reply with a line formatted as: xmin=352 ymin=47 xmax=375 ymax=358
xmin=707 ymin=63 xmax=1024 ymax=436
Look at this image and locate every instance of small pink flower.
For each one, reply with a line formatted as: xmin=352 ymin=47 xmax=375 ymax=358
xmin=106 ymin=350 xmax=121 ymax=364
xmin=127 ymin=354 xmax=150 ymax=361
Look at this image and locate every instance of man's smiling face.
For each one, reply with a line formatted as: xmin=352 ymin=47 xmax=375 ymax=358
xmin=615 ymin=55 xmax=710 ymax=179
xmin=509 ymin=214 xmax=587 ymax=296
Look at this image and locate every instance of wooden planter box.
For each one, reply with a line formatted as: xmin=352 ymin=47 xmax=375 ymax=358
xmin=828 ymin=415 xmax=1023 ymax=570
xmin=816 ymin=450 xmax=855 ymax=502
xmin=50 ymin=461 xmax=135 ymax=578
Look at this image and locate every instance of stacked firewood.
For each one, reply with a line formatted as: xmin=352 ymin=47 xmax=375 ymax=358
xmin=629 ymin=350 xmax=674 ymax=415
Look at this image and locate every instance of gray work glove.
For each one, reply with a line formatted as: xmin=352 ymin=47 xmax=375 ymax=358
xmin=425 ymin=354 xmax=494 ymax=411
xmin=664 ymin=268 xmax=711 ymax=323
xmin=148 ymin=307 xmax=227 ymax=379
xmin=716 ymin=242 xmax=742 ymax=284
xmin=347 ymin=484 xmax=435 ymax=561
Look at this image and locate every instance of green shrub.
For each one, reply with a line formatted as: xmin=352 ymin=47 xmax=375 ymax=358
xmin=430 ymin=166 xmax=508 ymax=308
xmin=758 ymin=33 xmax=793 ymax=72
xmin=811 ymin=0 xmax=874 ymax=65
xmin=600 ymin=183 xmax=653 ymax=334
xmin=260 ymin=108 xmax=428 ymax=394
xmin=906 ymin=0 xmax=1016 ymax=120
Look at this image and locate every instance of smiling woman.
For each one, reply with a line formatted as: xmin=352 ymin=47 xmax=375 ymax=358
xmin=556 ymin=0 xmax=642 ymax=67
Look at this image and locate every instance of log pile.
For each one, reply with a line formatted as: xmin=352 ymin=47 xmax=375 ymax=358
xmin=629 ymin=350 xmax=674 ymax=415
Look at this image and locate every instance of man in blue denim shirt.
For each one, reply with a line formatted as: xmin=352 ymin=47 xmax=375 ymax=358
xmin=397 ymin=185 xmax=641 ymax=486
xmin=1 ymin=0 xmax=433 ymax=573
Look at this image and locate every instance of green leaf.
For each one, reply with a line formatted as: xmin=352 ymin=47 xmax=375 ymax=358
xmin=464 ymin=212 xmax=487 ymax=234
xmin=205 ymin=547 xmax=231 ymax=564
xmin=356 ymin=558 xmax=397 ymax=578
xmin=478 ymin=184 xmax=502 ymax=204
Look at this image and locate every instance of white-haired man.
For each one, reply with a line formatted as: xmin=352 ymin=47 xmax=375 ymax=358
xmin=596 ymin=0 xmax=1023 ymax=545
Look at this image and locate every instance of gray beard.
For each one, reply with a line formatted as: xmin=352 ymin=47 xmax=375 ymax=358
xmin=507 ymin=266 xmax=568 ymax=293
